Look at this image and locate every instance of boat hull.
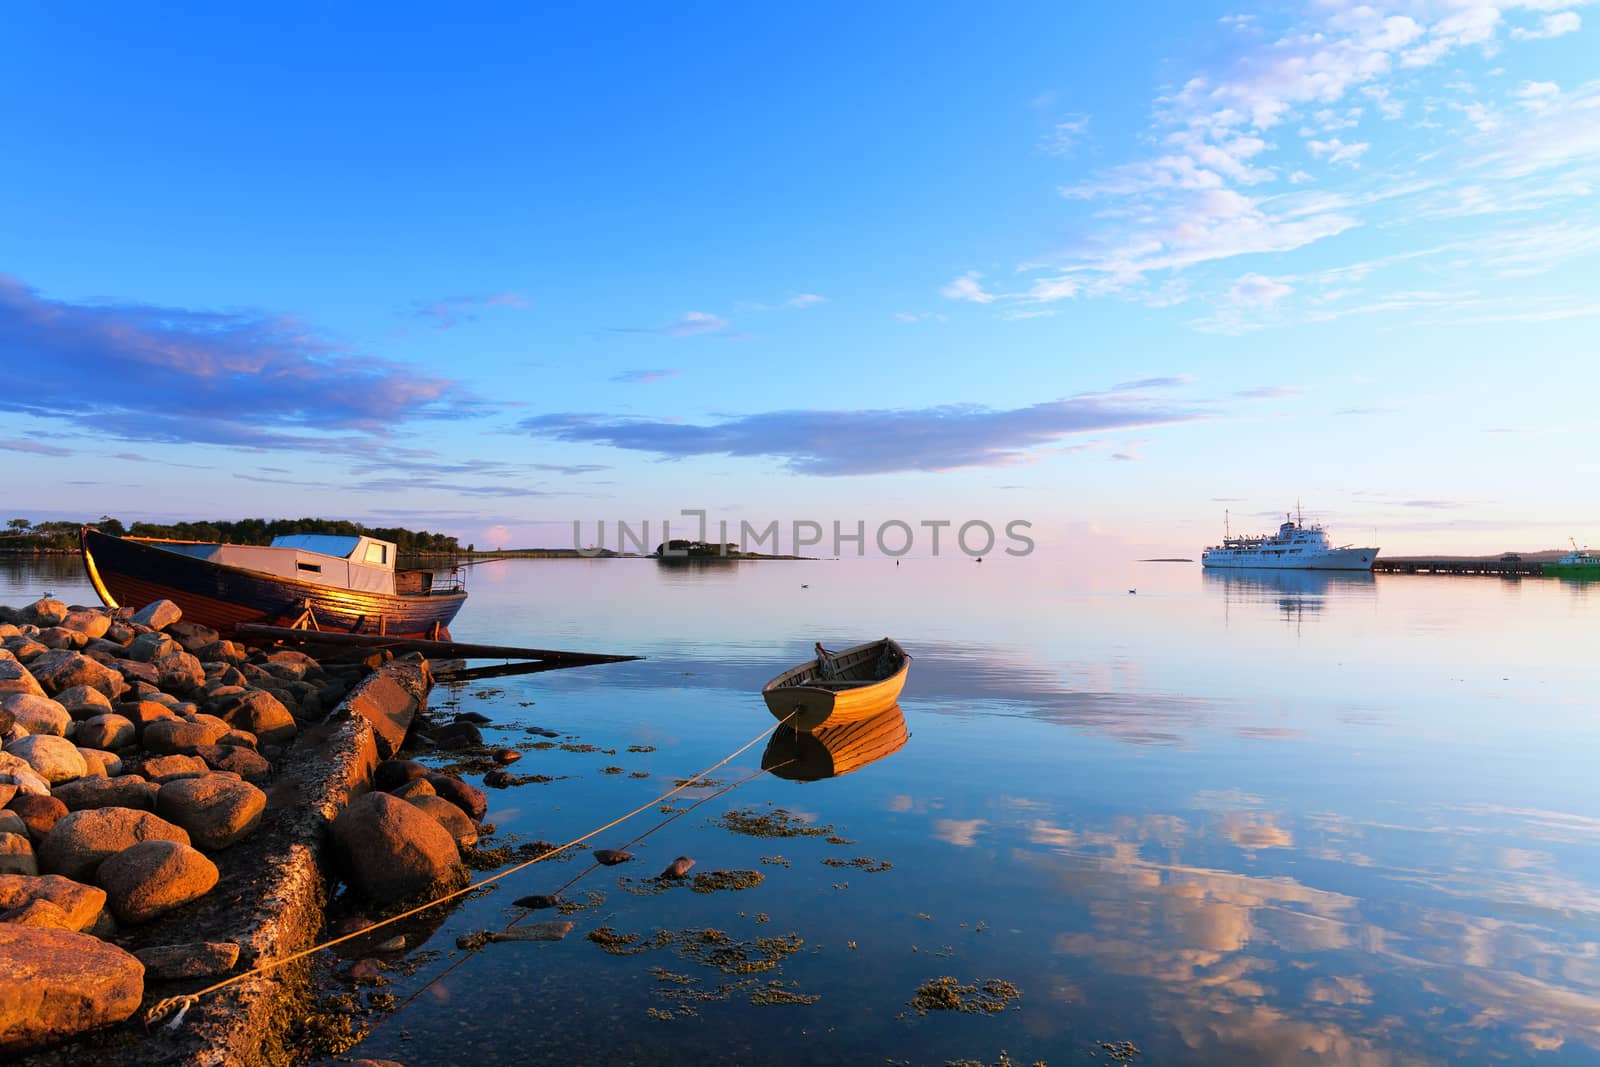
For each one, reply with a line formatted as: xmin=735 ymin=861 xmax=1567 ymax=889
xmin=81 ymin=528 xmax=467 ymax=638
xmin=762 ymin=638 xmax=909 ymax=732
xmin=1202 ymin=547 xmax=1379 ymax=571
xmin=1542 ymin=562 xmax=1600 ymax=580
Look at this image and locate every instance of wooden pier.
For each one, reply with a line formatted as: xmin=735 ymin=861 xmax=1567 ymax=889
xmin=1373 ymin=556 xmax=1549 ymax=577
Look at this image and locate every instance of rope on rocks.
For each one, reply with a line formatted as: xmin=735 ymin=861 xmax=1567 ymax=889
xmin=143 ymin=713 xmax=793 ymax=1028
xmin=377 ymin=756 xmax=795 ymax=1025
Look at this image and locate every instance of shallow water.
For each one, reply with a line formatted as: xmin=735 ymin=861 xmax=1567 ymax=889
xmin=8 ymin=553 xmax=1600 ymax=1064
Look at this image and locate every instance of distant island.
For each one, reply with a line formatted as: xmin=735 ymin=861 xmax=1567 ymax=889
xmin=652 ymin=539 xmax=810 ymax=561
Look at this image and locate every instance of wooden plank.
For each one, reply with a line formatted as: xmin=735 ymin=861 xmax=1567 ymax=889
xmin=233 ymin=623 xmax=642 ymax=664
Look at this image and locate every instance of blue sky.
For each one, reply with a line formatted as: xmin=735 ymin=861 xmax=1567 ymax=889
xmin=1 ymin=2 xmax=1595 ymax=554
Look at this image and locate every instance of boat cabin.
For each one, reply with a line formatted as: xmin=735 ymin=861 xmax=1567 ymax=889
xmin=156 ymin=534 xmax=402 ymax=595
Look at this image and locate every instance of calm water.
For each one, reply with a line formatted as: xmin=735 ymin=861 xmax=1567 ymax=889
xmin=6 ymin=554 xmax=1600 ymax=1064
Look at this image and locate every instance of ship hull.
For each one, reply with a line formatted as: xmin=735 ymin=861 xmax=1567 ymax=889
xmin=81 ymin=528 xmax=467 ymax=638
xmin=1202 ymin=547 xmax=1379 ymax=571
xmin=1542 ymin=562 xmax=1600 ymax=580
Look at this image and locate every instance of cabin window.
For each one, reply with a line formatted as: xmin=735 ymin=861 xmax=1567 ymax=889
xmin=365 ymin=544 xmax=387 ymax=564
xmin=297 ymin=562 xmax=322 ymax=574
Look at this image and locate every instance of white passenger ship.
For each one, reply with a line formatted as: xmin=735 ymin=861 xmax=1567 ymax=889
xmin=1202 ymin=510 xmax=1379 ymax=571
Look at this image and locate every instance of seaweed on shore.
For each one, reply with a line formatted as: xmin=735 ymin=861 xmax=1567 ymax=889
xmin=716 ymin=807 xmax=836 ymax=839
xmin=821 ymin=856 xmax=893 ymax=872
xmin=908 ymin=977 xmax=1022 ymax=1016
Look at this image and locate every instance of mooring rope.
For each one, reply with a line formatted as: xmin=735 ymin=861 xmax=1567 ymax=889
xmin=377 ymin=756 xmax=795 ymax=1025
xmin=144 ymin=714 xmax=792 ymax=1028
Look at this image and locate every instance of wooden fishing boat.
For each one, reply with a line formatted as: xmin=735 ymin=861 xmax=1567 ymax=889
xmin=761 ymin=637 xmax=909 ymax=731
xmin=761 ymin=703 xmax=908 ymax=781
xmin=80 ymin=526 xmax=467 ymax=639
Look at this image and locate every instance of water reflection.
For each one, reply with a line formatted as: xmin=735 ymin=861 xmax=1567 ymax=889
xmin=761 ymin=704 xmax=908 ymax=782
xmin=1204 ymin=567 xmax=1376 ymax=623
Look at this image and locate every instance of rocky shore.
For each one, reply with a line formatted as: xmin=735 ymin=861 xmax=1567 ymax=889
xmin=0 ymin=596 xmax=482 ymax=1064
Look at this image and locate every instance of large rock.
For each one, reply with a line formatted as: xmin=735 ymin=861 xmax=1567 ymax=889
xmin=126 ymin=631 xmax=177 ymax=663
xmin=0 ymin=924 xmax=143 ymax=1054
xmin=130 ymin=600 xmax=183 ymax=630
xmin=216 ymin=689 xmax=297 ymax=745
xmin=98 ymin=839 xmax=217 ymax=923
xmin=150 ymin=650 xmax=205 ymax=693
xmin=26 ymin=651 xmax=122 ymax=699
xmin=117 ymin=699 xmax=178 ymax=733
xmin=427 ymin=775 xmax=488 ymax=823
xmin=165 ymin=620 xmax=220 ymax=654
xmin=59 ymin=610 xmax=111 ymax=640
xmin=74 ymin=713 xmax=135 ymax=750
xmin=331 ymin=791 xmax=467 ymax=906
xmin=142 ymin=717 xmax=228 ymax=755
xmin=0 ymin=753 xmax=52 ymax=801
xmin=0 ymin=833 xmax=37 ymax=876
xmin=38 ymin=808 xmax=191 ymax=882
xmin=23 ymin=599 xmax=68 ymax=627
xmin=156 ymin=777 xmax=266 ymax=849
xmin=134 ymin=940 xmax=239 ymax=980
xmin=75 ymin=747 xmax=122 ymax=778
xmin=140 ymin=754 xmax=209 ymax=783
xmin=0 ymin=873 xmax=107 ymax=931
xmin=193 ymin=744 xmax=271 ymax=782
xmin=52 ymin=776 xmax=157 ymax=813
xmin=54 ymin=685 xmax=113 ymax=720
xmin=35 ymin=627 xmax=88 ymax=652
xmin=0 ymin=660 xmax=44 ymax=699
xmin=5 ymin=736 xmax=87 ymax=786
xmin=0 ymin=898 xmax=73 ymax=928
xmin=0 ymin=693 xmax=70 ymax=736
xmin=6 ymin=795 xmax=67 ymax=843
xmin=373 ymin=758 xmax=430 ymax=791
xmin=407 ymin=795 xmax=479 ymax=848
xmin=343 ymin=674 xmax=422 ymax=758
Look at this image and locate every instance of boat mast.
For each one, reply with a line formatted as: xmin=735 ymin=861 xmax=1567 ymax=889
xmin=1225 ymin=509 xmax=1230 ymax=540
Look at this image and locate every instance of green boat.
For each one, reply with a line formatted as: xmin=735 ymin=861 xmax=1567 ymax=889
xmin=1543 ymin=546 xmax=1600 ymax=579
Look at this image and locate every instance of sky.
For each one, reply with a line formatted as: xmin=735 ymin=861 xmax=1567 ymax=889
xmin=1 ymin=2 xmax=1596 ymax=557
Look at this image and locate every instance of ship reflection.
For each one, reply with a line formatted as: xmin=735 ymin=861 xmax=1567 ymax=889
xmin=1204 ymin=567 xmax=1376 ymax=622
xmin=761 ymin=704 xmax=909 ymax=782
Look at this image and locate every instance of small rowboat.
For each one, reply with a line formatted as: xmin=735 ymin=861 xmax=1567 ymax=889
xmin=761 ymin=704 xmax=908 ymax=782
xmin=761 ymin=637 xmax=909 ymax=732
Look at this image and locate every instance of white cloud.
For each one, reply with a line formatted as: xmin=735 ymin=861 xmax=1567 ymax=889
xmin=1041 ymin=114 xmax=1090 ymax=157
xmin=1227 ymin=273 xmax=1294 ymax=307
xmin=1307 ymin=138 xmax=1371 ymax=166
xmin=1515 ymin=80 xmax=1562 ymax=111
xmin=785 ymin=293 xmax=826 ymax=308
xmin=1512 ymin=11 xmax=1582 ymax=39
xmin=940 ymin=272 xmax=997 ymax=304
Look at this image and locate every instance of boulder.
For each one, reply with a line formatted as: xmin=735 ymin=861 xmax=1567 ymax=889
xmin=150 ymin=650 xmax=205 ymax=693
xmin=0 ymin=873 xmax=106 ymax=932
xmin=0 ymin=813 xmax=22 ymax=838
xmin=126 ymin=631 xmax=177 ymax=663
xmin=73 ymin=713 xmax=136 ymax=751
xmin=373 ymin=758 xmax=430 ymax=791
xmin=113 ymin=661 xmax=161 ymax=689
xmin=129 ymin=600 xmax=183 ymax=630
xmin=38 ymin=808 xmax=191 ymax=882
xmin=389 ymin=778 xmax=435 ymax=800
xmin=133 ymin=940 xmax=239 ymax=980
xmin=0 ymin=898 xmax=73 ymax=928
xmin=216 ymin=690 xmax=297 ymax=745
xmin=6 ymin=736 xmax=87 ymax=785
xmin=98 ymin=839 xmax=217 ymax=923
xmin=25 ymin=651 xmax=122 ymax=699
xmin=0 ymin=833 xmax=37 ymax=876
xmin=331 ymin=792 xmax=467 ymax=906
xmin=0 ymin=925 xmax=143 ymax=1054
xmin=140 ymin=754 xmax=209 ymax=783
xmin=216 ymin=728 xmax=258 ymax=749
xmin=52 ymin=776 xmax=157 ymax=813
xmin=156 ymin=777 xmax=266 ymax=850
xmin=406 ymin=795 xmax=479 ymax=848
xmin=75 ymin=747 xmax=122 ymax=778
xmin=58 ymin=611 xmax=110 ymax=640
xmin=55 ymin=685 xmax=113 ymax=720
xmin=426 ymin=775 xmax=488 ymax=823
xmin=142 ymin=717 xmax=228 ymax=755
xmin=0 ymin=693 xmax=70 ymax=736
xmin=192 ymin=744 xmax=271 ymax=782
xmin=117 ymin=700 xmax=178 ymax=733
xmin=165 ymin=620 xmax=219 ymax=654
xmin=104 ymin=622 xmax=137 ymax=645
xmin=198 ymin=640 xmax=248 ymax=665
xmin=0 ymin=660 xmax=44 ymax=699
xmin=7 ymin=795 xmax=67 ymax=843
xmin=23 ymin=598 xmax=68 ymax=628
xmin=35 ymin=628 xmax=88 ymax=652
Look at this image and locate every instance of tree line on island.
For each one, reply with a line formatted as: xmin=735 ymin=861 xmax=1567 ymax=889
xmin=1 ymin=517 xmax=466 ymax=555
